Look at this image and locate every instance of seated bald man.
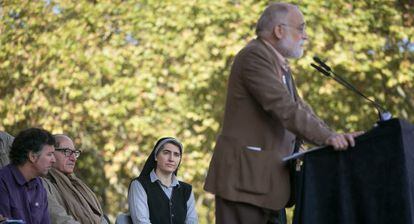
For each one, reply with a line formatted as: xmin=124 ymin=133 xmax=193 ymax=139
xmin=42 ymin=134 xmax=109 ymax=224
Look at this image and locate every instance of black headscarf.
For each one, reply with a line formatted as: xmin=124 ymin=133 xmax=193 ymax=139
xmin=138 ymin=137 xmax=183 ymax=179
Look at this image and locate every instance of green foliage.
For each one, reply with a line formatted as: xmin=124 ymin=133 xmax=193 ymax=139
xmin=0 ymin=0 xmax=413 ymax=223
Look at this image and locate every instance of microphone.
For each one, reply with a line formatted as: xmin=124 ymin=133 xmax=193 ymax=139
xmin=310 ymin=63 xmax=330 ymax=77
xmin=313 ymin=56 xmax=332 ymax=72
xmin=311 ymin=56 xmax=392 ymax=121
xmin=311 ymin=62 xmax=358 ymax=95
xmin=313 ymin=56 xmax=358 ymax=91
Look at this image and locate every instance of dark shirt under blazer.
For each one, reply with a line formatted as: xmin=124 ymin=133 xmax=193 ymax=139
xmin=204 ymin=38 xmax=334 ymax=211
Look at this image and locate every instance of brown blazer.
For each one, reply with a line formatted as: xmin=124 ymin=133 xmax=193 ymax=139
xmin=204 ymin=38 xmax=334 ymax=211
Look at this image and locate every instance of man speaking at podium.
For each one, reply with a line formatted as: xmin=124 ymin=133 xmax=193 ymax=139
xmin=204 ymin=2 xmax=361 ymax=224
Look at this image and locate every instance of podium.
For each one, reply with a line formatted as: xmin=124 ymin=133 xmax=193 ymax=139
xmin=292 ymin=119 xmax=414 ymax=224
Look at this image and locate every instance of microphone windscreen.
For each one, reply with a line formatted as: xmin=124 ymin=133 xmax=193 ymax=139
xmin=313 ymin=56 xmax=332 ymax=71
xmin=311 ymin=63 xmax=331 ymax=77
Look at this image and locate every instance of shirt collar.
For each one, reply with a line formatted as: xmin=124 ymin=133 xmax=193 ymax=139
xmin=150 ymin=169 xmax=179 ymax=187
xmin=261 ymin=38 xmax=290 ymax=73
xmin=9 ymin=164 xmax=37 ymax=188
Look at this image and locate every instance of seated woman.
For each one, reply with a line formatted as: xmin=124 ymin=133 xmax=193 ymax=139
xmin=128 ymin=137 xmax=198 ymax=224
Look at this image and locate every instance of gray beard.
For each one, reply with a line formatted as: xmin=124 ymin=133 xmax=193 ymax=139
xmin=276 ymin=38 xmax=304 ymax=59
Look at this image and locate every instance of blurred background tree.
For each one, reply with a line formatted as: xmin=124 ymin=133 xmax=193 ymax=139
xmin=0 ymin=0 xmax=412 ymax=223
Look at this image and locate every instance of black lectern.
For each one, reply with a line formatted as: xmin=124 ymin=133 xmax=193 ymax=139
xmin=293 ymin=118 xmax=414 ymax=224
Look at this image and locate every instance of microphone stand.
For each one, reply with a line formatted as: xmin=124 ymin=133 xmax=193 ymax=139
xmin=311 ymin=57 xmax=392 ymax=122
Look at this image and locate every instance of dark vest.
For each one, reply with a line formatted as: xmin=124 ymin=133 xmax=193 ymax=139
xmin=137 ymin=175 xmax=192 ymax=224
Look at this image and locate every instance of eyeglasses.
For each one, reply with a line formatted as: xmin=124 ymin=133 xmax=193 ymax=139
xmin=55 ymin=148 xmax=81 ymax=158
xmin=280 ymin=23 xmax=306 ymax=34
